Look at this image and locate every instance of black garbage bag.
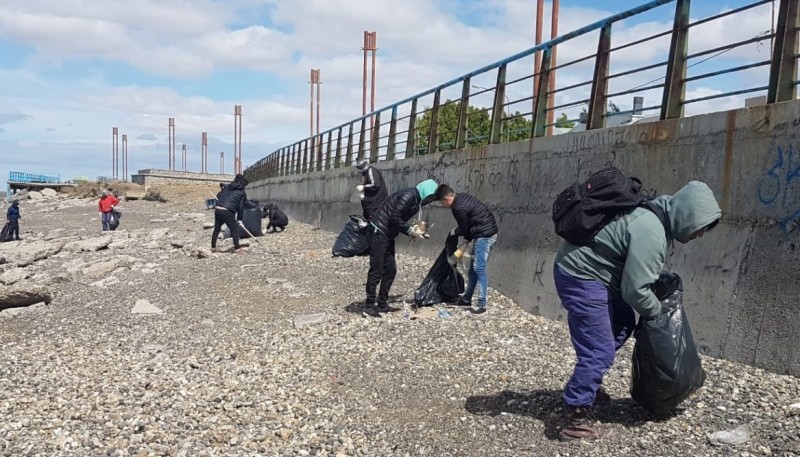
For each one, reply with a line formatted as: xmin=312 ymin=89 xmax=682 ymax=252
xmin=630 ymin=273 xmax=706 ymax=417
xmin=238 ymin=201 xmax=263 ymax=238
xmin=413 ymin=234 xmax=465 ymax=307
xmin=109 ymin=208 xmax=122 ymax=231
xmin=332 ymin=215 xmax=370 ymax=257
xmin=0 ymin=222 xmax=12 ymax=242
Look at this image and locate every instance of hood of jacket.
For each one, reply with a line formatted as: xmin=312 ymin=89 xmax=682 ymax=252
xmin=226 ymin=182 xmax=245 ymax=191
xmin=657 ymin=180 xmax=721 ymax=242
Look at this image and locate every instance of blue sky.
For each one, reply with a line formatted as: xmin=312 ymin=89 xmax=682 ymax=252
xmin=0 ymin=0 xmax=781 ymax=183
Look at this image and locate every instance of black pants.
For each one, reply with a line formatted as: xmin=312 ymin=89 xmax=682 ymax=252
xmin=211 ymin=208 xmax=240 ymax=249
xmin=8 ymin=221 xmax=19 ymax=240
xmin=366 ymin=229 xmax=396 ymax=307
xmin=361 ymin=201 xmax=381 ymax=221
xmin=267 ymin=223 xmax=286 ymax=232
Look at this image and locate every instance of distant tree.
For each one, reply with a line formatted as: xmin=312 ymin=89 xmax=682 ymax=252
xmin=415 ymin=99 xmax=532 ymax=154
xmin=578 ymin=101 xmax=621 ymax=125
xmin=555 ymin=113 xmax=576 ymax=129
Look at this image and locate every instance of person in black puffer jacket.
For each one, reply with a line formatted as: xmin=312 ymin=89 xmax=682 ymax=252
xmin=355 ymin=159 xmax=388 ymax=221
xmin=263 ymin=203 xmax=289 ymax=232
xmin=361 ymin=179 xmax=438 ymax=318
xmin=212 ymin=174 xmax=248 ymax=252
xmin=434 ymin=184 xmax=498 ymax=314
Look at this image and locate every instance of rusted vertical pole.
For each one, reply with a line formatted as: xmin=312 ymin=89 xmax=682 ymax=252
xmin=406 ymin=98 xmax=418 ymax=157
xmin=122 ymin=134 xmax=127 ymax=181
xmin=112 ymin=127 xmax=118 ymax=179
xmin=370 ymin=111 xmax=381 ymax=162
xmin=767 ymin=0 xmax=799 ymax=103
xmin=345 ymin=123 xmax=355 ymax=166
xmin=317 ymin=72 xmax=322 ymax=136
xmin=661 ymin=0 xmax=691 ymax=120
xmin=427 ymin=89 xmax=442 ymax=155
xmin=533 ymin=0 xmax=544 ymax=116
xmin=362 ymin=32 xmax=368 ymax=116
xmin=456 ymin=77 xmax=471 ymax=149
xmin=325 ymin=131 xmax=333 ymax=170
xmin=587 ymin=25 xmax=612 ymax=131
xmin=335 ymin=127 xmax=344 ymax=168
xmin=237 ymin=106 xmax=243 ymax=174
xmin=387 ymin=106 xmax=398 ymax=161
xmin=370 ymin=33 xmax=377 ymax=117
xmin=547 ymin=0 xmax=559 ymax=136
xmin=532 ymin=47 xmax=553 ymax=138
xmin=310 ymin=69 xmax=315 ymax=137
xmin=489 ymin=65 xmax=507 ymax=144
xmin=358 ymin=117 xmax=367 ymax=160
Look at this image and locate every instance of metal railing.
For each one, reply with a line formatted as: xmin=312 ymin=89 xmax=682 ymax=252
xmin=246 ymin=0 xmax=799 ymax=182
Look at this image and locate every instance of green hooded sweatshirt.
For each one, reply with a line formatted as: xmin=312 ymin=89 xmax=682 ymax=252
xmin=555 ymin=180 xmax=721 ymax=318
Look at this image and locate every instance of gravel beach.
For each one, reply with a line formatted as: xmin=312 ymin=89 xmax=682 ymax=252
xmin=0 ymin=195 xmax=798 ymax=456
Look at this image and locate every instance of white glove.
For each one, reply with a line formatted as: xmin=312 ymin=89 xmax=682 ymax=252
xmin=359 ymin=192 xmax=365 ymax=200
xmin=98 ymin=212 xmax=102 ymax=218
xmin=448 ymin=227 xmax=458 ymax=237
xmin=356 ymin=185 xmax=365 ymax=192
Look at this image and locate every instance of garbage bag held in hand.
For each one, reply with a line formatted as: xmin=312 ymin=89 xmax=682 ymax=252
xmin=239 ymin=203 xmax=263 ymax=238
xmin=332 ymin=215 xmax=370 ymax=257
xmin=413 ymin=234 xmax=465 ymax=307
xmin=0 ymin=222 xmax=12 ymax=242
xmin=109 ymin=208 xmax=122 ymax=231
xmin=630 ymin=273 xmax=706 ymax=416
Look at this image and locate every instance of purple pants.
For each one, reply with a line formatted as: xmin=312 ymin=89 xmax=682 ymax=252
xmin=553 ymin=264 xmax=636 ymax=407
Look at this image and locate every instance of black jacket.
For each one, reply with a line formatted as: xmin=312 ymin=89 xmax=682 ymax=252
xmin=267 ymin=206 xmax=289 ymax=227
xmin=361 ymin=166 xmax=388 ymax=211
xmin=370 ymin=187 xmax=420 ymax=238
xmin=215 ymin=182 xmax=248 ymax=220
xmin=452 ymin=193 xmax=498 ymax=241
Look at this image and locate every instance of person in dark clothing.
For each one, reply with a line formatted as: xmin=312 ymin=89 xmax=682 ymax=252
xmin=211 ymin=174 xmax=248 ymax=252
xmin=434 ymin=184 xmax=498 ymax=314
xmin=355 ymin=159 xmax=388 ymax=221
xmin=6 ymin=201 xmax=22 ymax=241
xmin=263 ymin=203 xmax=289 ymax=232
xmin=362 ymin=179 xmax=438 ymax=318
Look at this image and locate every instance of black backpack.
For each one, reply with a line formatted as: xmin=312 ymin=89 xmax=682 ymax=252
xmin=552 ymin=167 xmax=669 ymax=246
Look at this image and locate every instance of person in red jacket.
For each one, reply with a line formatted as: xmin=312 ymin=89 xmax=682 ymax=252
xmin=98 ymin=190 xmax=120 ymax=231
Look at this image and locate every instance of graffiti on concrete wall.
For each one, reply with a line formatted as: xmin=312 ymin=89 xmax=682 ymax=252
xmin=758 ymin=144 xmax=800 ymax=232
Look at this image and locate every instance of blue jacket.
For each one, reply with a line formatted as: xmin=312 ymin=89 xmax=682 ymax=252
xmin=6 ymin=204 xmax=20 ymax=222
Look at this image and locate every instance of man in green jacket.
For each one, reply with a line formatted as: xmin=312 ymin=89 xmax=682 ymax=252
xmin=553 ymin=181 xmax=721 ymax=441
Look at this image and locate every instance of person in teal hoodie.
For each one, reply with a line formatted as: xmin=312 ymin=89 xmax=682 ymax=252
xmin=361 ymin=179 xmax=438 ymax=318
xmin=553 ymin=180 xmax=721 ymax=441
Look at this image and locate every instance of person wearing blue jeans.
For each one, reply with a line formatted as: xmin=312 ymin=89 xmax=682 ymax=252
xmin=553 ymin=181 xmax=721 ymax=441
xmin=433 ymin=184 xmax=498 ymax=314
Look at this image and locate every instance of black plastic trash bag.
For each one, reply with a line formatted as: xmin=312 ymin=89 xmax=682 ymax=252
xmin=0 ymin=222 xmax=12 ymax=242
xmin=413 ymin=234 xmax=465 ymax=307
xmin=332 ymin=215 xmax=370 ymax=257
xmin=630 ymin=273 xmax=706 ymax=417
xmin=109 ymin=208 xmax=122 ymax=231
xmin=238 ymin=201 xmax=263 ymax=238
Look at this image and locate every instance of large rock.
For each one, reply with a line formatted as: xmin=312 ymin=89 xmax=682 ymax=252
xmin=64 ymin=235 xmax=112 ymax=252
xmin=28 ymin=191 xmax=44 ymax=201
xmin=131 ymin=299 xmax=163 ymax=314
xmin=4 ymin=241 xmax=65 ymax=267
xmin=0 ymin=284 xmax=52 ymax=310
xmin=44 ymin=229 xmax=66 ymax=241
xmin=40 ymin=188 xmax=57 ymax=197
xmin=0 ymin=268 xmax=33 ymax=286
xmin=149 ymin=228 xmax=170 ymax=240
xmin=82 ymin=255 xmax=138 ymax=278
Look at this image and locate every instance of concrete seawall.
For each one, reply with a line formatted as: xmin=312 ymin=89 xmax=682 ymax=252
xmin=247 ymin=100 xmax=800 ymax=376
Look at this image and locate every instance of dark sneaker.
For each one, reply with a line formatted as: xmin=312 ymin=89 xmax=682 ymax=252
xmin=455 ymin=300 xmax=472 ymax=307
xmin=470 ymin=307 xmax=487 ymax=315
xmin=376 ymin=304 xmax=400 ymax=314
xmin=559 ymin=407 xmax=608 ymax=441
xmin=362 ymin=306 xmax=382 ymax=318
xmin=594 ymin=386 xmax=611 ymax=406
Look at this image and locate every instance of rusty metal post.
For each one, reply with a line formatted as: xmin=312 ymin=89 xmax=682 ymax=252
xmin=532 ymin=47 xmax=553 ymax=138
xmin=427 ymin=89 xmax=442 ymax=155
xmin=370 ymin=33 xmax=377 ymax=117
xmin=587 ymin=25 xmax=612 ymax=130
xmin=490 ymin=65 xmax=507 ymax=144
xmin=767 ymin=0 xmax=799 ymax=103
xmin=370 ymin=111 xmax=381 ymax=162
xmin=303 ymin=139 xmax=309 ymax=173
xmin=325 ymin=131 xmax=333 ymax=170
xmin=456 ymin=77 xmax=471 ymax=149
xmin=317 ymin=72 xmax=322 ymax=136
xmin=362 ymin=32 xmax=368 ymax=116
xmin=358 ymin=117 xmax=367 ymax=160
xmin=406 ymin=99 xmax=418 ymax=157
xmin=316 ymin=134 xmax=324 ymax=172
xmin=310 ymin=69 xmax=315 ymax=137
xmin=335 ymin=127 xmax=343 ymax=168
xmin=533 ymin=0 xmax=544 ymax=115
xmin=547 ymin=0 xmax=560 ymax=136
xmin=122 ymin=134 xmax=127 ymax=181
xmin=112 ymin=127 xmax=118 ymax=179
xmin=660 ymin=0 xmax=691 ymax=120
xmin=345 ymin=123 xmax=355 ymax=166
xmin=387 ymin=106 xmax=398 ymax=161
